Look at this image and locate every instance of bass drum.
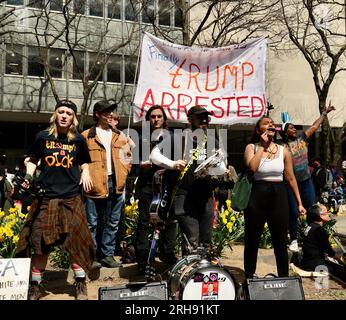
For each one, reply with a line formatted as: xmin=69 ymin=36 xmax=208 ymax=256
xmin=168 ymin=255 xmax=237 ymax=300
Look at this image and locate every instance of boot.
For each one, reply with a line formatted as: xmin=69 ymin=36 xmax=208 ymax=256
xmin=28 ymin=281 xmax=43 ymax=300
xmin=74 ymin=278 xmax=88 ymax=300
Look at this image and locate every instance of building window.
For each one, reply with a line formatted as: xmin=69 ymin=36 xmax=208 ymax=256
xmin=159 ymin=0 xmax=170 ymax=26
xmin=125 ymin=56 xmax=137 ymax=84
xmin=107 ymin=54 xmax=121 ymax=83
xmin=125 ymin=0 xmax=136 ymax=21
xmin=49 ymin=48 xmax=64 ymax=78
xmin=89 ymin=53 xmax=104 ymax=81
xmin=142 ymin=0 xmax=155 ymax=23
xmin=27 ymin=0 xmax=46 ymax=9
xmin=74 ymin=0 xmax=86 ymax=14
xmin=6 ymin=0 xmax=24 ymax=5
xmin=108 ymin=0 xmax=121 ymax=19
xmin=174 ymin=5 xmax=182 ymax=28
xmin=72 ymin=51 xmax=85 ymax=80
xmin=28 ymin=47 xmax=45 ymax=77
xmin=90 ymin=0 xmax=104 ymax=17
xmin=5 ymin=45 xmax=23 ymax=75
xmin=50 ymin=0 xmax=63 ymax=11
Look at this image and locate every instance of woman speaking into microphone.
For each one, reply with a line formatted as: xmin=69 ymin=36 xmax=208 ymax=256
xmin=243 ymin=116 xmax=306 ymax=279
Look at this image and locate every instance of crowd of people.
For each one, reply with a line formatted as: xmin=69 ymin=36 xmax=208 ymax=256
xmin=1 ymin=99 xmax=345 ymax=300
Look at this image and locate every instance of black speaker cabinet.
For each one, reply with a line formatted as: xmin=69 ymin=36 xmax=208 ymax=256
xmin=245 ymin=276 xmax=305 ymax=300
xmin=99 ymin=281 xmax=168 ymax=300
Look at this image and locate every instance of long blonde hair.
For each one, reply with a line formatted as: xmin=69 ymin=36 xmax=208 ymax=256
xmin=47 ymin=109 xmax=79 ymax=142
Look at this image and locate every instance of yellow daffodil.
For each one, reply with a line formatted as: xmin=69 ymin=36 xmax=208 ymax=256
xmin=19 ymin=213 xmax=27 ymax=219
xmin=264 ymin=222 xmax=268 ymax=229
xmin=8 ymin=207 xmax=16 ymax=214
xmin=226 ymin=199 xmax=232 ymax=211
xmin=5 ymin=228 xmax=14 ymax=238
xmin=12 ymin=235 xmax=19 ymax=244
xmin=230 ymin=215 xmax=236 ymax=222
xmin=27 ymin=206 xmax=31 ymax=212
xmin=0 ymin=211 xmax=5 ymax=219
xmin=222 ymin=217 xmax=228 ymax=225
xmin=124 ymin=206 xmax=132 ymax=216
xmin=227 ymin=222 xmax=233 ymax=233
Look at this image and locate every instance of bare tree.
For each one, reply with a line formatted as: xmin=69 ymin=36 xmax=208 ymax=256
xmin=272 ymin=0 xmax=346 ymax=166
xmin=144 ymin=0 xmax=278 ymax=46
xmin=2 ymin=0 xmax=141 ymax=130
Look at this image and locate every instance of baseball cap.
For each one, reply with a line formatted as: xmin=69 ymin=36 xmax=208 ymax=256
xmin=187 ymin=106 xmax=212 ymax=117
xmin=93 ymin=100 xmax=117 ymax=114
xmin=55 ymin=99 xmax=77 ymax=114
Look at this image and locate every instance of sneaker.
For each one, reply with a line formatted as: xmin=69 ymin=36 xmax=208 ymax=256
xmin=289 ymin=240 xmax=299 ymax=252
xmin=28 ymin=282 xmax=43 ymax=300
xmin=74 ymin=278 xmax=88 ymax=300
xmin=100 ymin=256 xmax=122 ymax=268
xmin=91 ymin=260 xmax=102 ymax=270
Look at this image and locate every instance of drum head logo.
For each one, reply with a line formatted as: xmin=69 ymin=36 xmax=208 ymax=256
xmin=201 ymin=282 xmax=219 ymax=300
xmin=193 ymin=272 xmax=226 ymax=283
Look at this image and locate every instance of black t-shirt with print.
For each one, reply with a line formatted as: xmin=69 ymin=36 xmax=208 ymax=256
xmin=27 ymin=130 xmax=91 ymax=198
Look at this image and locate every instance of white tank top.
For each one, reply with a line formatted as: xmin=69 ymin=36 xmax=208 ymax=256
xmin=253 ymin=144 xmax=284 ymax=182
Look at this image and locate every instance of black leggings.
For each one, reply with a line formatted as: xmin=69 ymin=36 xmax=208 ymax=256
xmin=244 ymin=181 xmax=289 ymax=278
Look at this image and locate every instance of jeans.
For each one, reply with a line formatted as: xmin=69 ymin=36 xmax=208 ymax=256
xmin=85 ymin=175 xmax=124 ymax=258
xmin=287 ymin=177 xmax=316 ymax=241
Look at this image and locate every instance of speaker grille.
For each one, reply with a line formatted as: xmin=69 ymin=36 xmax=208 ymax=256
xmin=246 ymin=277 xmax=305 ymax=300
xmin=99 ymin=281 xmax=168 ymax=300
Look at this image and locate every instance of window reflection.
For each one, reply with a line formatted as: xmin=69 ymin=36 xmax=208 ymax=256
xmin=50 ymin=0 xmax=63 ymax=11
xmin=5 ymin=45 xmax=23 ymax=75
xmin=74 ymin=0 xmax=86 ymax=14
xmin=108 ymin=0 xmax=121 ymax=19
xmin=142 ymin=0 xmax=155 ymax=23
xmin=107 ymin=55 xmax=121 ymax=83
xmin=49 ymin=48 xmax=64 ymax=78
xmin=72 ymin=51 xmax=85 ymax=79
xmin=159 ymin=0 xmax=170 ymax=26
xmin=90 ymin=0 xmax=104 ymax=17
xmin=28 ymin=47 xmax=45 ymax=77
xmin=27 ymin=0 xmax=45 ymax=9
xmin=89 ymin=53 xmax=104 ymax=81
xmin=125 ymin=56 xmax=137 ymax=84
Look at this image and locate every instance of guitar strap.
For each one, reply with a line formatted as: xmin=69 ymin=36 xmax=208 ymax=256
xmin=168 ymin=133 xmax=208 ymax=211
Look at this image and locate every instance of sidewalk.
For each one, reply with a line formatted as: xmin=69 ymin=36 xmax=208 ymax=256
xmin=37 ymin=214 xmax=346 ymax=300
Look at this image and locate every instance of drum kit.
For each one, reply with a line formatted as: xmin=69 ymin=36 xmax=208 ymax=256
xmin=167 ymin=249 xmax=238 ymax=300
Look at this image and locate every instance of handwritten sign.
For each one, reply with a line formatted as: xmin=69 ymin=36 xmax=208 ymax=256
xmin=133 ymin=32 xmax=268 ymax=125
xmin=0 ymin=258 xmax=31 ymax=300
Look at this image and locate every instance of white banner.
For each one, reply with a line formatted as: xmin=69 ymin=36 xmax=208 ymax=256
xmin=133 ymin=33 xmax=268 ymax=125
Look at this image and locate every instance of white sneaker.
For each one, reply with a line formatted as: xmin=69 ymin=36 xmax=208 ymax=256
xmin=289 ymin=240 xmax=299 ymax=252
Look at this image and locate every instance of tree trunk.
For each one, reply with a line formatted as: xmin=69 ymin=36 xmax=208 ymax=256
xmin=79 ymin=99 xmax=88 ymax=132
